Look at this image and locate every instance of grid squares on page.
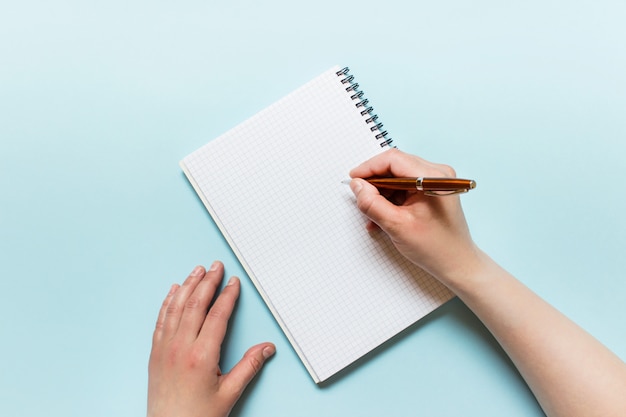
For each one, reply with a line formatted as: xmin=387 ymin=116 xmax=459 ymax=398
xmin=182 ymin=67 xmax=453 ymax=382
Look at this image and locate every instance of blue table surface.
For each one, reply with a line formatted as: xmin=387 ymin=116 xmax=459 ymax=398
xmin=2 ymin=2 xmax=625 ymax=416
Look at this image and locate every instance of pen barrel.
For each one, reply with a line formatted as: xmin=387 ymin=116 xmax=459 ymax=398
xmin=365 ymin=177 xmax=418 ymax=190
xmin=418 ymin=178 xmax=476 ymax=191
xmin=365 ymin=177 xmax=476 ymax=192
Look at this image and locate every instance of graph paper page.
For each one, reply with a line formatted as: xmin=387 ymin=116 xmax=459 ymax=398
xmin=180 ymin=66 xmax=453 ymax=383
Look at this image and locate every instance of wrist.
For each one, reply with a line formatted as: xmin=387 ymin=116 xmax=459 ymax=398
xmin=431 ymin=246 xmax=499 ymax=298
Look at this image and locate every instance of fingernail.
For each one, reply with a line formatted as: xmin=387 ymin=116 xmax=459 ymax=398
xmin=262 ymin=345 xmax=276 ymax=359
xmin=350 ymin=179 xmax=362 ymax=195
xmin=191 ymin=265 xmax=204 ymax=276
xmin=209 ymin=261 xmax=220 ymax=272
xmin=168 ymin=284 xmax=179 ymax=295
xmin=227 ymin=276 xmax=238 ymax=286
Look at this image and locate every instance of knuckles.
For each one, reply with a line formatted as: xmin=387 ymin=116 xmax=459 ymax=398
xmin=164 ymin=341 xmax=183 ymax=367
xmin=165 ymin=302 xmax=181 ymax=317
xmin=186 ymin=345 xmax=210 ymax=370
xmin=437 ymin=163 xmax=457 ymax=178
xmin=246 ymin=353 xmax=263 ymax=375
xmin=160 ymin=340 xmax=209 ymax=371
xmin=185 ymin=295 xmax=204 ymax=310
xmin=207 ymin=306 xmax=227 ymax=321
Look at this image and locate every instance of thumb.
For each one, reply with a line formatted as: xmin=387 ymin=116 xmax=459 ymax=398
xmin=222 ymin=343 xmax=275 ymax=399
xmin=350 ymin=178 xmax=402 ymax=232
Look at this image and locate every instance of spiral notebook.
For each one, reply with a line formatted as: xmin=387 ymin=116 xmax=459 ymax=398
xmin=180 ymin=66 xmax=453 ymax=383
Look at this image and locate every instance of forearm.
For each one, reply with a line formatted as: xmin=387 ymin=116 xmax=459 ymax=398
xmin=348 ymin=150 xmax=626 ymax=414
xmin=442 ymin=251 xmax=626 ymax=417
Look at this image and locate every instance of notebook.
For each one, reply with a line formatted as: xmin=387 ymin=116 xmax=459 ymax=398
xmin=180 ymin=66 xmax=454 ymax=383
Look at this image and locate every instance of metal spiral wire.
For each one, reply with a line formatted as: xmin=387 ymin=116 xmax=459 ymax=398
xmin=336 ymin=67 xmax=393 ymax=148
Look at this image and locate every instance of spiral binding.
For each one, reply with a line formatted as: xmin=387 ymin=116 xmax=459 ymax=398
xmin=335 ymin=67 xmax=394 ymax=148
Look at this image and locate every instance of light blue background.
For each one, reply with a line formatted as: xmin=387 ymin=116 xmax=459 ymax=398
xmin=1 ymin=1 xmax=625 ymax=416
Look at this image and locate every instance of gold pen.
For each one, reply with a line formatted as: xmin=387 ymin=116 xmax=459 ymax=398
xmin=347 ymin=177 xmax=476 ymax=196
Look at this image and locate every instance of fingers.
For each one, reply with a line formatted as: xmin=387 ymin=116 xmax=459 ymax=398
xmin=153 ymin=283 xmax=180 ymax=344
xmin=157 ymin=263 xmax=225 ymax=342
xmin=197 ymin=275 xmax=242 ymax=361
xmin=350 ymin=178 xmax=405 ymax=233
xmin=222 ymin=343 xmax=276 ymax=400
xmin=159 ymin=265 xmax=209 ymax=338
xmin=350 ymin=148 xmax=418 ymax=179
xmin=349 ymin=148 xmax=456 ymax=179
xmin=176 ymin=262 xmax=225 ymax=341
xmin=153 ymin=261 xmax=244 ymax=357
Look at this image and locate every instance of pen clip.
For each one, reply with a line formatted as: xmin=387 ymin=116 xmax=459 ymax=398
xmin=424 ymin=189 xmax=470 ymax=197
xmin=416 ymin=177 xmax=473 ymax=196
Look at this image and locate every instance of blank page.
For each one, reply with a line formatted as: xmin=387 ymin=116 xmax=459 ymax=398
xmin=180 ymin=66 xmax=453 ymax=383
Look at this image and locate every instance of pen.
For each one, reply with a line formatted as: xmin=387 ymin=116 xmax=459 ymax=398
xmin=344 ymin=177 xmax=476 ymax=196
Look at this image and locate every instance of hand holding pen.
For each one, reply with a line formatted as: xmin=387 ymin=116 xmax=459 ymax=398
xmin=348 ymin=152 xmax=626 ymax=417
xmin=348 ymin=148 xmax=476 ymax=281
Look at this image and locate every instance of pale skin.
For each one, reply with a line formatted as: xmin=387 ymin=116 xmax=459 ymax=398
xmin=147 ymin=262 xmax=275 ymax=417
xmin=349 ymin=149 xmax=626 ymax=417
xmin=148 ymin=148 xmax=626 ymax=417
